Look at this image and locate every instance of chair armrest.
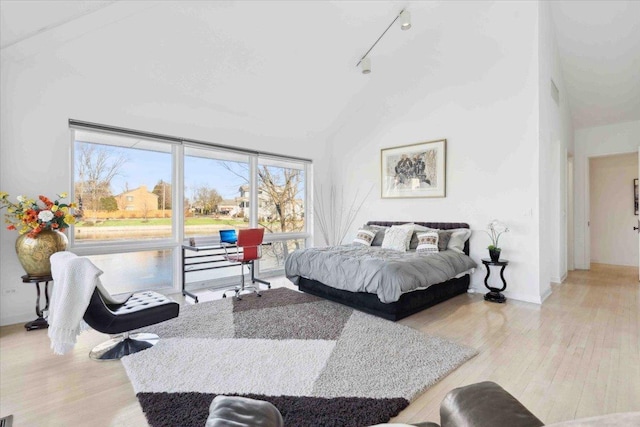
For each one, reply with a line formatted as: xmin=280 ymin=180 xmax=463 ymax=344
xmin=440 ymin=382 xmax=544 ymax=427
xmin=220 ymin=242 xmax=238 ymax=257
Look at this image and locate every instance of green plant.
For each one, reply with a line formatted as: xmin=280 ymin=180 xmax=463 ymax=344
xmin=485 ymin=219 xmax=509 ymax=250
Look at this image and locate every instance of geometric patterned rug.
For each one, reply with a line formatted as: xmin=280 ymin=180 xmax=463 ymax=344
xmin=122 ymin=288 xmax=477 ymax=427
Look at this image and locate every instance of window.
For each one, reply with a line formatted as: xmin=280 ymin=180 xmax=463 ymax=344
xmin=71 ymin=121 xmax=311 ymax=295
xmin=74 ymin=131 xmax=173 ymax=242
xmin=85 ymin=250 xmax=172 ymax=295
xmin=184 ymin=146 xmax=250 ymax=239
xmin=261 ymin=239 xmax=306 ymax=273
xmin=257 ymin=158 xmax=306 ymax=234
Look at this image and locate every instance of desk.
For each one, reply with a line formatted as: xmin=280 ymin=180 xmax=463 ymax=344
xmin=182 ymin=243 xmax=271 ymax=303
xmin=22 ymin=274 xmax=52 ymax=331
xmin=481 ymin=258 xmax=509 ymax=303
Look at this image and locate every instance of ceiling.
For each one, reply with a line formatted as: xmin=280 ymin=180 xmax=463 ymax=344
xmin=0 ymin=0 xmax=115 ymax=49
xmin=1 ymin=1 xmax=638 ymax=134
xmin=550 ymin=1 xmax=640 ymax=129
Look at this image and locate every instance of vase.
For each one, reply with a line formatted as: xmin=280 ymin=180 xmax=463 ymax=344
xmin=489 ymin=248 xmax=501 ymax=262
xmin=15 ymin=230 xmax=68 ymax=278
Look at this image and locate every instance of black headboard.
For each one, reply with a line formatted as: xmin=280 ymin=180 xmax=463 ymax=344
xmin=366 ymin=221 xmax=471 ymax=255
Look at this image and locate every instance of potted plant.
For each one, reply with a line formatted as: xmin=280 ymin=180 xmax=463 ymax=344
xmin=485 ymin=219 xmax=509 ymax=262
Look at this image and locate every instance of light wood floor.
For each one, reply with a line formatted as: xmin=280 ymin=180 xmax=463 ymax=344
xmin=1 ymin=265 xmax=638 ymax=426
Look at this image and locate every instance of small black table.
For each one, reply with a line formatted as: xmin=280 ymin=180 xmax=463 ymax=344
xmin=22 ymin=274 xmax=52 ymax=331
xmin=481 ymin=259 xmax=509 ymax=303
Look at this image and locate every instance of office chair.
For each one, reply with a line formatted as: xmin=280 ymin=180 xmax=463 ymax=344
xmin=220 ymin=228 xmax=271 ymax=300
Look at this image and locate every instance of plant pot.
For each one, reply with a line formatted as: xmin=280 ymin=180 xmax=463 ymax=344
xmin=489 ymin=248 xmax=501 ymax=262
xmin=15 ymin=230 xmax=68 ymax=278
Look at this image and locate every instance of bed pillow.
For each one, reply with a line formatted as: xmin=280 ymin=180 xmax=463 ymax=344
xmin=437 ymin=230 xmax=453 ymax=251
xmin=447 ymin=228 xmax=472 ymax=253
xmin=381 ymin=224 xmax=414 ymax=251
xmin=416 ymin=231 xmax=439 ymax=253
xmin=363 ymin=224 xmax=389 ymax=246
xmin=353 ymin=228 xmax=376 ymax=246
xmin=409 ymin=224 xmax=431 ymax=250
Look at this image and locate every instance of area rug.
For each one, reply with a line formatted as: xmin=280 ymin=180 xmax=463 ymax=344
xmin=122 ymin=288 xmax=477 ymax=427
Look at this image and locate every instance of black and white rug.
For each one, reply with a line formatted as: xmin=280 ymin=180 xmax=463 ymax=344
xmin=122 ymin=288 xmax=477 ymax=427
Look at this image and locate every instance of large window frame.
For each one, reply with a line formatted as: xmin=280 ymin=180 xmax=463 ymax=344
xmin=69 ymin=120 xmax=312 ymax=295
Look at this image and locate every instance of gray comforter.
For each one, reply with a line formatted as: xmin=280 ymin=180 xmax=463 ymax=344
xmin=285 ymin=245 xmax=477 ymax=303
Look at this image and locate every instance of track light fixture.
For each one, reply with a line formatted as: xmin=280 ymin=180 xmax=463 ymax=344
xmin=361 ymin=57 xmax=371 ymax=74
xmin=399 ymin=10 xmax=411 ymax=31
xmin=355 ymin=9 xmax=412 ymax=74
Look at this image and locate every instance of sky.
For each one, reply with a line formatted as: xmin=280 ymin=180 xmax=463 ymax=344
xmin=74 ymin=142 xmax=301 ymax=201
xmin=76 ymin=143 xmax=247 ymax=200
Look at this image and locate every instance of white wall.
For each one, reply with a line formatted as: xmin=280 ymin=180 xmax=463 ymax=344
xmin=574 ymin=120 xmax=640 ymax=269
xmin=538 ymin=1 xmax=575 ymax=289
xmin=324 ymin=2 xmax=545 ymax=303
xmin=589 ymin=153 xmax=638 ymax=266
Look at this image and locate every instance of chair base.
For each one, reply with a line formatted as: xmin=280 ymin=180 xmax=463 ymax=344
xmin=222 ymin=285 xmax=261 ymax=301
xmin=89 ymin=332 xmax=159 ymax=361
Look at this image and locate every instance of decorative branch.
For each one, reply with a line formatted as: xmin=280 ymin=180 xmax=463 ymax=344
xmin=314 ymin=185 xmax=373 ymax=246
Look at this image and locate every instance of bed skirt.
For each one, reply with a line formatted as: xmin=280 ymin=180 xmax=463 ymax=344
xmin=297 ymin=275 xmax=470 ymax=321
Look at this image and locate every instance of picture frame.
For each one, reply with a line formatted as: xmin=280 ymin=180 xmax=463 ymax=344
xmin=381 ymin=139 xmax=446 ymax=198
xmin=634 ymin=178 xmax=638 ymax=215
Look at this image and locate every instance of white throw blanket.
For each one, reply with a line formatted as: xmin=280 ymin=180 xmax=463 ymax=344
xmin=48 ymin=251 xmax=103 ymax=355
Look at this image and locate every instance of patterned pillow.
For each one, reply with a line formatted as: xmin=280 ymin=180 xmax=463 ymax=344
xmin=409 ymin=224 xmax=431 ymax=250
xmin=353 ymin=229 xmax=376 ymax=246
xmin=381 ymin=224 xmax=414 ymax=251
xmin=416 ymin=231 xmax=439 ymax=253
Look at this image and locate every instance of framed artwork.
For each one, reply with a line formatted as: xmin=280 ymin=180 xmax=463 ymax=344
xmin=381 ymin=139 xmax=446 ymax=198
xmin=634 ymin=179 xmax=638 ymax=215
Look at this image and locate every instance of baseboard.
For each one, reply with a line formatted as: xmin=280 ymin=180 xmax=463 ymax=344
xmin=539 ymin=286 xmax=553 ymax=303
xmin=503 ymin=290 xmax=545 ymax=304
xmin=470 ymin=284 xmax=543 ymax=304
xmin=550 ymin=272 xmax=567 ymax=284
xmin=1 ymin=312 xmax=34 ymax=327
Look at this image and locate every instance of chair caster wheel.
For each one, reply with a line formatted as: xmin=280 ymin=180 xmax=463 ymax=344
xmin=267 ymin=285 xmax=271 ymax=289
xmin=222 ymin=294 xmax=227 ymax=298
xmin=257 ymin=293 xmax=262 ymax=297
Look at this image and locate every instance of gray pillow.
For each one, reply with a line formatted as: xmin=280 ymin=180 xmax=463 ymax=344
xmin=437 ymin=230 xmax=453 ymax=252
xmin=363 ymin=224 xmax=388 ymax=246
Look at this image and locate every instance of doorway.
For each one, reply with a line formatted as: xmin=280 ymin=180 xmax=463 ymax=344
xmin=588 ymin=153 xmax=639 ymax=267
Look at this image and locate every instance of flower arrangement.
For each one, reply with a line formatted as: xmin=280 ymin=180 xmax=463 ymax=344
xmin=0 ymin=192 xmax=79 ymax=238
xmin=485 ymin=219 xmax=509 ymax=250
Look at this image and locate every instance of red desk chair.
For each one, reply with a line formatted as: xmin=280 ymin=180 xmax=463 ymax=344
xmin=221 ymin=228 xmax=271 ymax=300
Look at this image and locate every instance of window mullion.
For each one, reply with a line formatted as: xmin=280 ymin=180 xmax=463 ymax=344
xmin=249 ymin=155 xmax=258 ymax=228
xmin=173 ymin=143 xmax=184 ymax=293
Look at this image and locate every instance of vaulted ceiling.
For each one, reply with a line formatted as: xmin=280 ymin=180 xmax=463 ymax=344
xmin=2 ymin=1 xmax=639 ymax=136
xmin=549 ymin=1 xmax=640 ymax=129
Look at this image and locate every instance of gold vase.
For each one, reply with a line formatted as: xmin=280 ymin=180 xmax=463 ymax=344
xmin=15 ymin=229 xmax=68 ymax=278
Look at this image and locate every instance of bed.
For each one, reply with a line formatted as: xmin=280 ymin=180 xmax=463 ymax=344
xmin=286 ymin=221 xmax=474 ymax=321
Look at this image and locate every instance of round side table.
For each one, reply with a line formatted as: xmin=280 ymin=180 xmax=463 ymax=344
xmin=481 ymin=258 xmax=509 ymax=303
xmin=22 ymin=274 xmax=53 ymax=331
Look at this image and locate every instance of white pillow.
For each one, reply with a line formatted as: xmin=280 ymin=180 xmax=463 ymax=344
xmin=416 ymin=231 xmax=439 ymax=253
xmin=381 ymin=224 xmax=414 ymax=251
xmin=447 ymin=228 xmax=472 ymax=253
xmin=353 ymin=228 xmax=376 ymax=246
